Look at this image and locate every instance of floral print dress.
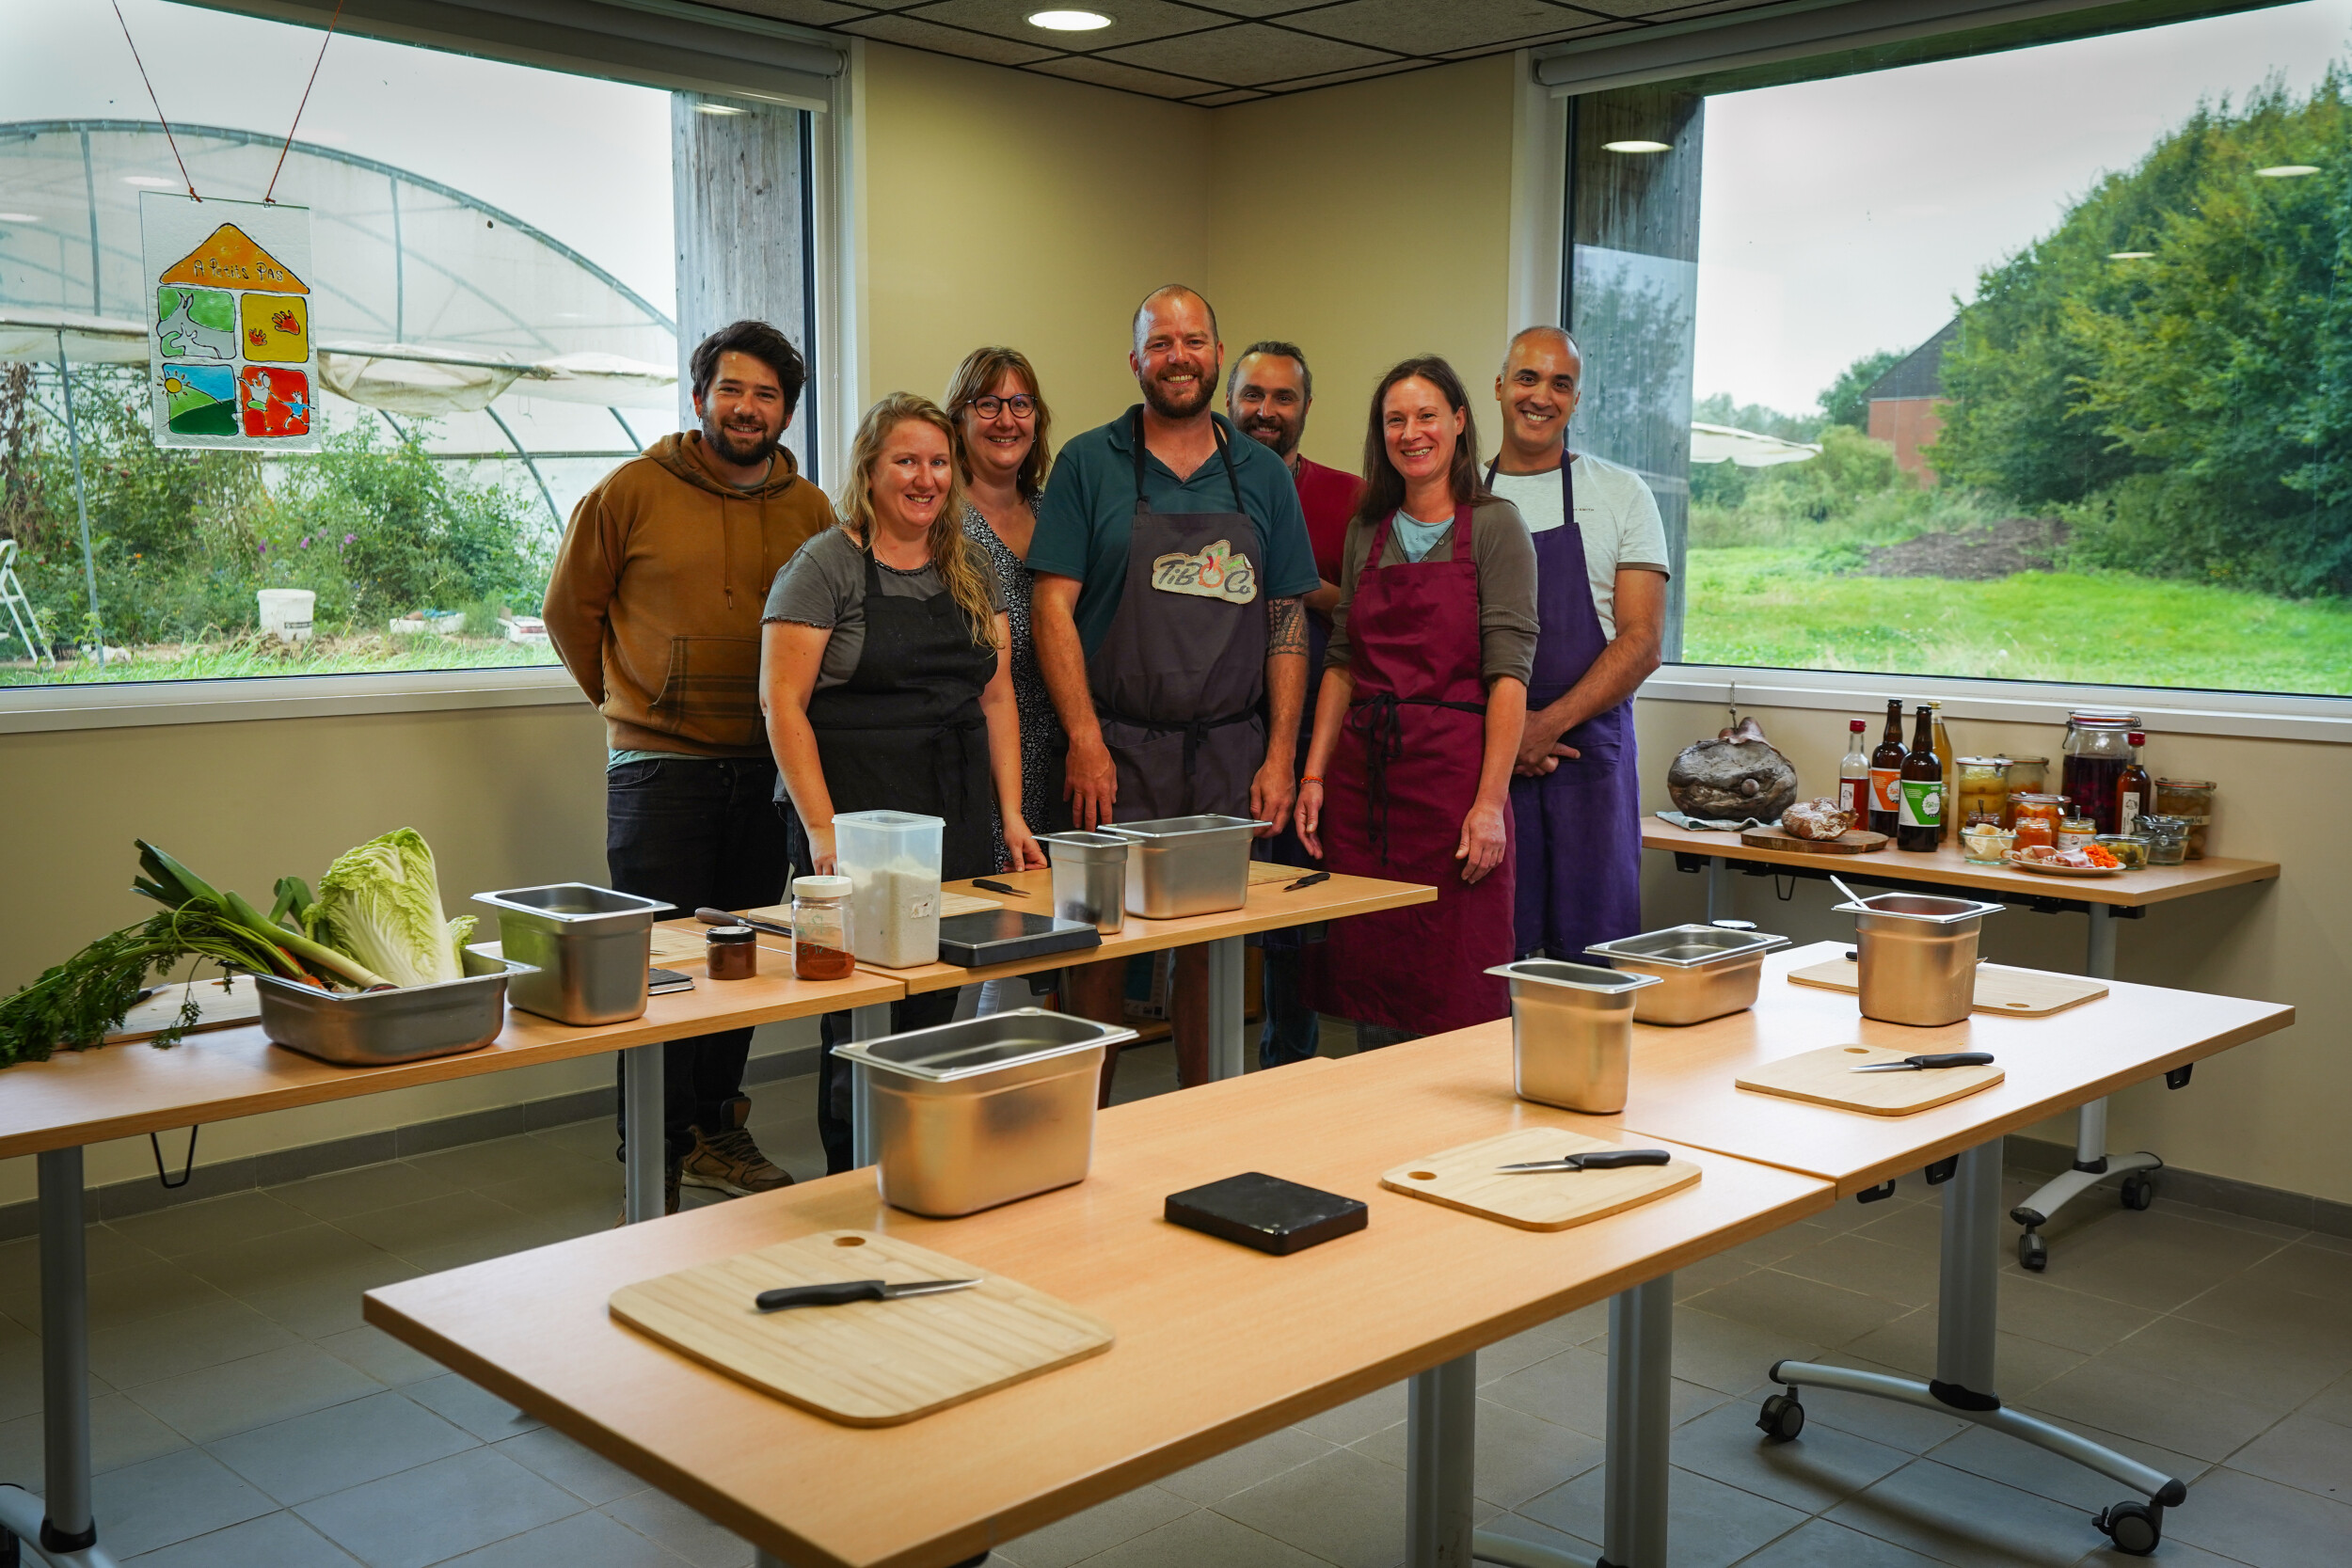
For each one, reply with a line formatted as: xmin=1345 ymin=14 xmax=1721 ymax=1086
xmin=962 ymin=499 xmax=1067 ymax=867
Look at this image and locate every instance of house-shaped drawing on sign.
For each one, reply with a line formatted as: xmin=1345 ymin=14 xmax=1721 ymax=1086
xmin=1864 ymin=319 xmax=1958 ymax=483
xmin=157 ymin=221 xmax=313 ymax=435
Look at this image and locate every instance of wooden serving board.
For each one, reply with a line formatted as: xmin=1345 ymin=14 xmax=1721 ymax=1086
xmin=1739 ymin=824 xmax=1888 ymax=855
xmin=103 ymin=974 xmax=261 ymax=1044
xmin=608 ymin=1229 xmax=1113 ymax=1427
xmin=1787 ymin=958 xmax=2107 ymax=1018
xmin=1737 ymin=1044 xmax=2004 ymax=1116
xmin=1381 ymin=1128 xmax=1700 ymax=1231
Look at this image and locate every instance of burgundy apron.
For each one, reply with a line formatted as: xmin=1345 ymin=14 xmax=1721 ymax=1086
xmin=1307 ymin=504 xmax=1514 ymax=1036
xmin=1086 ymin=409 xmax=1268 ymax=820
xmin=1490 ymin=454 xmax=1643 ymax=960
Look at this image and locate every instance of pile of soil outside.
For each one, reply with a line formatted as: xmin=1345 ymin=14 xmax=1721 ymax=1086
xmin=1858 ymin=516 xmax=2070 ymax=580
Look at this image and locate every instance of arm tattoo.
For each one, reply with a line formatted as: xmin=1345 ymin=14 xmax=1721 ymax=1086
xmin=1268 ymin=595 xmax=1307 ymax=657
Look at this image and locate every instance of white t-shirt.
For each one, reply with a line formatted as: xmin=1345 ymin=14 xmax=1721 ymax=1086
xmin=1486 ymin=451 xmax=1669 ymax=641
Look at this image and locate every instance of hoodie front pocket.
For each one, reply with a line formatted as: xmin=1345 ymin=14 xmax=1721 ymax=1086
xmin=649 ymin=636 xmax=763 ymax=749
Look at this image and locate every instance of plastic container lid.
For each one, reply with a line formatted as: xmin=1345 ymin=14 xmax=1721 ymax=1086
xmin=793 ymin=875 xmax=852 ymax=901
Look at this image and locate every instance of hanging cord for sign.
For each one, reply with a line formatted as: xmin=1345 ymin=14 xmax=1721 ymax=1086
xmin=263 ymin=0 xmax=348 ymax=204
xmin=110 ymin=0 xmax=199 ymax=200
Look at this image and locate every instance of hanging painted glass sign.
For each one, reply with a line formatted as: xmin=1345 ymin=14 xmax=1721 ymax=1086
xmin=140 ymin=193 xmax=321 ymax=451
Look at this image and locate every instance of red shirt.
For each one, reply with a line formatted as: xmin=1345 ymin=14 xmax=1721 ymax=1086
xmin=1293 ymin=454 xmax=1361 ymax=592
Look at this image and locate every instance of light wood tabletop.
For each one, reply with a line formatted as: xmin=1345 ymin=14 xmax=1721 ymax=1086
xmin=0 ymin=958 xmax=901 ymax=1162
xmin=1395 ymin=940 xmax=2293 ymax=1198
xmin=1643 ymin=818 xmax=2278 ymax=909
xmin=842 ymin=864 xmax=1438 ymax=995
xmin=366 ymin=1047 xmax=1830 ymax=1568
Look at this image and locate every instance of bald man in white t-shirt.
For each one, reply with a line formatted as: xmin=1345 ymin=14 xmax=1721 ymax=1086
xmin=1484 ymin=326 xmax=1666 ymax=960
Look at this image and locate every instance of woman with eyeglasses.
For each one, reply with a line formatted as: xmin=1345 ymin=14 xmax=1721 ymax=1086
xmin=946 ymin=346 xmax=1069 ymax=863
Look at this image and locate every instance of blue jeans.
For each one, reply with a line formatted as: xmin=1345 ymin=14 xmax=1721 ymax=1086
xmin=606 ymin=755 xmax=790 ymax=1160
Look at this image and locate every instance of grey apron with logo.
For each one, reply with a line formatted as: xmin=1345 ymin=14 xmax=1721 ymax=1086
xmin=1086 ymin=409 xmax=1269 ymax=820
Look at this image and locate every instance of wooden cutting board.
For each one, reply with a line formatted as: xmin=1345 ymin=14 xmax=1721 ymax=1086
xmin=608 ymin=1229 xmax=1113 ymax=1427
xmin=1739 ymin=824 xmax=1888 ymax=855
xmin=1381 ymin=1128 xmax=1700 ymax=1231
xmin=103 ymin=974 xmax=261 ymax=1043
xmin=1737 ymin=1044 xmax=2004 ymax=1116
xmin=1788 ymin=958 xmax=2108 ymax=1018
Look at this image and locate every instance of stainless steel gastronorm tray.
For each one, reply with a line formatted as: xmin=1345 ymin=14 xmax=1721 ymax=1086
xmin=255 ymin=946 xmax=536 ymax=1067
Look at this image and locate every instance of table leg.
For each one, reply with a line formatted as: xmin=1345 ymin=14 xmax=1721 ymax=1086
xmin=0 ymin=1148 xmax=124 ymax=1567
xmin=1405 ymin=1353 xmax=1476 ymax=1568
xmin=1602 ymin=1275 xmax=1673 ymax=1568
xmin=1206 ymin=936 xmax=1245 ymax=1081
xmin=1704 ymin=856 xmax=1729 ymax=924
xmin=1762 ymin=1140 xmax=2186 ymax=1554
xmin=849 ymin=1002 xmax=893 ymax=1168
xmin=620 ymin=1045 xmax=666 ymax=1225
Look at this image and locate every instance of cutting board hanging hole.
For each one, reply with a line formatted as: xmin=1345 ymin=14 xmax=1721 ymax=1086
xmin=834 ymin=1236 xmax=866 ymax=1246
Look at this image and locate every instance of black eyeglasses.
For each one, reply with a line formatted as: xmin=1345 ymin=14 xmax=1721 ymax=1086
xmin=968 ymin=394 xmax=1038 ymax=420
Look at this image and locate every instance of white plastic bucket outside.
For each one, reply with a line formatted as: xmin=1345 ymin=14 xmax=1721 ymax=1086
xmin=257 ymin=589 xmax=316 ymax=643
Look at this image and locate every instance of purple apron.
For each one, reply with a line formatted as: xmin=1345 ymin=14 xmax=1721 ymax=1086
xmin=1491 ymin=455 xmax=1643 ymax=960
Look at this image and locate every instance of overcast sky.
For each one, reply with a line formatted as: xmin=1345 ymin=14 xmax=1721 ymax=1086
xmin=1696 ymin=0 xmax=2352 ymax=414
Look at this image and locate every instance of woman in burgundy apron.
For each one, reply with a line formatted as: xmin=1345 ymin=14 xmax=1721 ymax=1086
xmin=1487 ymin=453 xmax=1644 ymax=961
xmin=1296 ymin=358 xmax=1531 ymax=1040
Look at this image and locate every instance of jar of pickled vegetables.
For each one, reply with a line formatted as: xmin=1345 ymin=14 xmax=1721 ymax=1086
xmin=2000 ymin=757 xmax=2049 ymax=827
xmin=2010 ymin=792 xmax=2066 ymax=849
xmin=2095 ymin=833 xmax=2150 ymax=870
xmin=2153 ymin=779 xmax=2215 ymax=859
xmin=2137 ymin=815 xmax=2189 ymax=865
xmin=1957 ymin=757 xmax=2010 ymax=826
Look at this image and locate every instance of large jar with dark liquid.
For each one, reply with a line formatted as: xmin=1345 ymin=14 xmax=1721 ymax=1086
xmin=2060 ymin=712 xmax=2139 ymax=835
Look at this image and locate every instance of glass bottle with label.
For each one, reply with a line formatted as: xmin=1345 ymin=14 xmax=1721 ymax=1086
xmin=2117 ymin=732 xmax=2153 ymax=834
xmin=1897 ymin=705 xmax=1943 ymax=851
xmin=1930 ymin=701 xmax=1956 ymax=841
xmin=1868 ymin=699 xmax=1906 ymax=837
xmin=1838 ymin=720 xmax=1870 ymax=821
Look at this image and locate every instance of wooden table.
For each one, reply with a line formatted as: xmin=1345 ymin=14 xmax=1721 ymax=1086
xmin=1644 ymin=816 xmax=2281 ymax=1265
xmin=0 ymin=958 xmax=903 ymax=1568
xmin=366 ymin=1041 xmax=1832 ymax=1568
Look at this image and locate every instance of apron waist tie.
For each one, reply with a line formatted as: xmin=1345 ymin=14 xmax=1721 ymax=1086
xmin=1099 ymin=705 xmax=1259 ymax=782
xmin=1346 ymin=693 xmax=1487 ymax=863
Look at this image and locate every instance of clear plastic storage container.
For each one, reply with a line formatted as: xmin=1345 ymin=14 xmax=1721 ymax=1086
xmin=834 ymin=811 xmax=943 ymax=969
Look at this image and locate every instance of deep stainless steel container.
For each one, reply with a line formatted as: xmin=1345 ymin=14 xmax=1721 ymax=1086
xmin=1040 ymin=832 xmax=1130 ymax=933
xmin=1104 ymin=815 xmax=1269 ymax=918
xmin=1584 ymin=924 xmax=1791 ymax=1026
xmin=831 ymin=1009 xmax=1137 ymax=1217
xmin=472 ymin=883 xmax=674 ymax=1025
xmin=1486 ymin=959 xmax=1661 ymax=1114
xmin=1833 ymin=893 xmax=2006 ymax=1027
xmin=256 ymin=946 xmax=536 ymax=1067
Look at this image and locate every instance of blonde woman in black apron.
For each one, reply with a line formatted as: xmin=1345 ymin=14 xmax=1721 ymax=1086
xmin=761 ymin=392 xmax=1044 ymax=1169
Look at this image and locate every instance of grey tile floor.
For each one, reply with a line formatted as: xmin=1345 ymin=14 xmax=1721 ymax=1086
xmin=3 ymin=1033 xmax=2348 ymax=1567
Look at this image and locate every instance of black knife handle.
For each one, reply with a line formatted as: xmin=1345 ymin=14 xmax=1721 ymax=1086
xmin=755 ymin=1279 xmax=885 ymax=1311
xmin=1916 ymin=1053 xmax=1994 ymax=1069
xmin=974 ymin=879 xmax=1028 ymax=896
xmin=1579 ymin=1148 xmax=1673 ymax=1169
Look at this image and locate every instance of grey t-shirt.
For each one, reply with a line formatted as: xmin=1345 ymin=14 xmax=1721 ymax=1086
xmin=1326 ymin=497 xmax=1539 ymax=686
xmin=762 ymin=526 xmax=1006 ymax=690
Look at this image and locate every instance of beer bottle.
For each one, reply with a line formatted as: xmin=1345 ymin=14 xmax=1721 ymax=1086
xmin=1868 ymin=699 xmax=1905 ymax=837
xmin=1898 ymin=704 xmax=1943 ymax=851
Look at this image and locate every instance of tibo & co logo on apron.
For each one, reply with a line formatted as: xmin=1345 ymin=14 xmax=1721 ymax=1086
xmin=1149 ymin=538 xmax=1258 ymax=603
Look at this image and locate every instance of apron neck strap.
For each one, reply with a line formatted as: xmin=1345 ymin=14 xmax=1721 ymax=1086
xmin=1130 ymin=407 xmax=1245 ymax=516
xmin=1483 ymin=450 xmax=1574 ymax=523
xmin=1368 ymin=500 xmax=1474 ymax=567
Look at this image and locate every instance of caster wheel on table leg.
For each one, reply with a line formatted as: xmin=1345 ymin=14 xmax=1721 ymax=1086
xmin=2121 ymin=1171 xmax=2156 ymax=1212
xmin=2095 ymin=1499 xmax=2162 ymax=1556
xmin=1756 ymin=1391 xmax=1805 ymax=1444
xmin=2018 ymin=1230 xmax=2047 ymax=1271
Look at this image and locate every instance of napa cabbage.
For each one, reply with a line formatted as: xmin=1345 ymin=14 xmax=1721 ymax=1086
xmin=311 ymin=829 xmax=476 ymax=988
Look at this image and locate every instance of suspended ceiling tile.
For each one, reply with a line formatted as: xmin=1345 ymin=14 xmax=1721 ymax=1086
xmin=1560 ymin=0 xmax=1774 ymax=17
xmin=1186 ymin=88 xmax=1271 ymax=105
xmin=1249 ymin=58 xmax=1429 ymax=94
xmin=1438 ymin=18 xmax=1638 ymax=57
xmin=1642 ymin=0 xmax=1793 ymax=17
xmin=696 ymin=0 xmax=873 ymax=24
xmin=1281 ymin=0 xmax=1587 ymax=56
xmin=1026 ymin=55 xmax=1224 ymax=99
xmin=1104 ymin=23 xmax=1399 ymax=87
xmin=835 ymin=12 xmax=1063 ymax=63
xmin=910 ymin=0 xmax=1231 ymax=50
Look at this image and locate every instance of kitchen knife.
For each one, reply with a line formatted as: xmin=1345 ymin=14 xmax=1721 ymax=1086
xmin=753 ymin=1278 xmax=979 ymax=1312
xmin=973 ymin=879 xmax=1028 ymax=896
xmin=1496 ymin=1148 xmax=1674 ymax=1174
xmin=1285 ymin=871 xmax=1331 ymax=891
xmin=1851 ymin=1053 xmax=1996 ymax=1073
xmin=698 ymin=907 xmax=793 ymax=938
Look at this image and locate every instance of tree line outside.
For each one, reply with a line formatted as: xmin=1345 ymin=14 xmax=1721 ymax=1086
xmin=1680 ymin=70 xmax=2352 ymax=697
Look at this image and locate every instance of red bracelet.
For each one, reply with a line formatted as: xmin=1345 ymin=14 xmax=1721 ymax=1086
xmin=1301 ymin=775 xmax=1323 ymax=784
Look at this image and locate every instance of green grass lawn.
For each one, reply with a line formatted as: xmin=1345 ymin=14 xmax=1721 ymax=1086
xmin=1682 ymin=548 xmax=2352 ymax=695
xmin=0 ymin=636 xmax=560 ymax=686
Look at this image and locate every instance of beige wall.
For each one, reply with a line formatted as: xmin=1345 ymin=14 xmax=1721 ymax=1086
xmin=1631 ymin=699 xmax=2347 ymax=1205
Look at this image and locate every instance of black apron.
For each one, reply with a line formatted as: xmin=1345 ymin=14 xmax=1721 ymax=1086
xmin=1085 ymin=409 xmax=1269 ymax=820
xmin=804 ymin=546 xmax=998 ymax=881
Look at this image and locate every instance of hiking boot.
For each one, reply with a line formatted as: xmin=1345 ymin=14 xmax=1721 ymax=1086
xmin=612 ymin=1158 xmax=681 ymax=1227
xmin=679 ymin=1095 xmax=794 ymax=1196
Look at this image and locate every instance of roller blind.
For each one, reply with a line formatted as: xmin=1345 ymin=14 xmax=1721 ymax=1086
xmin=178 ymin=0 xmax=845 ymax=110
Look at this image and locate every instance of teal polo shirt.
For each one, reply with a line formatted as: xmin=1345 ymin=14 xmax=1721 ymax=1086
xmin=1030 ymin=406 xmax=1321 ymax=658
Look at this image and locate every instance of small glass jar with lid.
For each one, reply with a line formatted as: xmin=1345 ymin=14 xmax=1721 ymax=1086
xmin=705 ymin=925 xmax=756 ymax=981
xmin=2057 ymin=816 xmax=2098 ymax=852
xmin=2137 ymin=815 xmax=2189 ymax=865
xmin=2153 ymin=778 xmax=2216 ymax=859
xmin=2010 ymin=792 xmax=2068 ymax=849
xmin=1956 ymin=757 xmax=2010 ymax=827
xmin=2000 ymin=756 xmax=2049 ymax=826
xmin=790 ymin=875 xmax=855 ymax=980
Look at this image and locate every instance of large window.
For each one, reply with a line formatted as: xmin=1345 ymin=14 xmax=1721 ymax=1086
xmin=1590 ymin=0 xmax=2352 ymax=700
xmin=0 ymin=0 xmax=813 ymax=692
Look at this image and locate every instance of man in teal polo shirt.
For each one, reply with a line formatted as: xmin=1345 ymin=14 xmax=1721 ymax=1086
xmin=1032 ymin=284 xmax=1319 ymax=1092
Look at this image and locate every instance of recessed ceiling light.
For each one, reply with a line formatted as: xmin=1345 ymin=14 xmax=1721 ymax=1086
xmin=2254 ymin=164 xmax=2319 ymax=178
xmin=694 ymin=103 xmax=750 ymax=116
xmin=122 ymin=175 xmax=179 ymax=188
xmin=1602 ymin=140 xmax=1673 ymax=153
xmin=0 ymin=213 xmax=40 ymax=223
xmin=1027 ymin=9 xmax=1112 ymax=30
xmin=2107 ymin=250 xmax=2154 ymax=260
